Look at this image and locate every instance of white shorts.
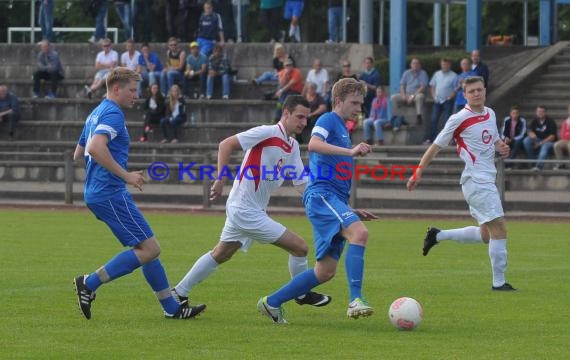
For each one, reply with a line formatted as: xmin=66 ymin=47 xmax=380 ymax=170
xmin=461 ymin=179 xmax=504 ymax=225
xmin=220 ymin=206 xmax=287 ymax=252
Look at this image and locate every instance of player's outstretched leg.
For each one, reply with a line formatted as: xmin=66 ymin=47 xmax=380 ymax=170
xmin=423 ymin=227 xmax=440 ymax=256
xmin=74 ymin=275 xmax=96 ymax=320
xmin=257 ymin=296 xmax=287 ymax=324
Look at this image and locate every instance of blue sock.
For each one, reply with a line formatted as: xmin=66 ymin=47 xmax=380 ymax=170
xmin=142 ymin=259 xmax=178 ymax=314
xmin=345 ymin=244 xmax=365 ymax=302
xmin=267 ymin=269 xmax=320 ymax=308
xmin=86 ymin=249 xmax=141 ymax=292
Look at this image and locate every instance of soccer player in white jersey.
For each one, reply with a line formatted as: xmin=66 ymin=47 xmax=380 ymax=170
xmin=407 ymin=76 xmax=516 ymax=291
xmin=172 ymin=95 xmax=332 ymax=308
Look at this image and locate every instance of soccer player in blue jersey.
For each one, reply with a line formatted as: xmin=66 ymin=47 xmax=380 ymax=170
xmin=72 ymin=67 xmax=206 ymax=320
xmin=257 ymin=78 xmax=379 ymax=323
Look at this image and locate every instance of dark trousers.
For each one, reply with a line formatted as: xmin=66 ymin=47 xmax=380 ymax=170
xmin=261 ymin=7 xmax=282 ymax=42
xmin=33 ymin=70 xmax=62 ymax=94
xmin=160 ymin=115 xmax=186 ymax=141
xmin=429 ymin=99 xmax=454 ymax=141
xmin=184 ymin=73 xmax=207 ymax=98
xmin=1 ymin=112 xmax=20 ymax=138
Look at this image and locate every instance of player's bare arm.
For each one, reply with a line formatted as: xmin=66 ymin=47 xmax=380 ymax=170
xmin=210 ymin=135 xmax=242 ymax=200
xmin=73 ymin=144 xmax=85 ymax=161
xmin=308 ymin=136 xmax=372 ymax=157
xmin=407 ymin=143 xmax=441 ymax=191
xmin=495 ymin=140 xmax=510 ymax=158
xmin=86 ymin=134 xmax=145 ymax=191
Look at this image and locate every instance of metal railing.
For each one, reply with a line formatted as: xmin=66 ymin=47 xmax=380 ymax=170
xmin=8 ymin=26 xmax=119 ymax=44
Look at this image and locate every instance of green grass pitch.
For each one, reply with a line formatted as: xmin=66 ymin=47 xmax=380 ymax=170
xmin=1 ymin=209 xmax=568 ymax=359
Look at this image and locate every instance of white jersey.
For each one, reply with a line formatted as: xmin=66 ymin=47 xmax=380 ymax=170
xmin=226 ymin=123 xmax=307 ymax=211
xmin=434 ymin=105 xmax=499 ymax=184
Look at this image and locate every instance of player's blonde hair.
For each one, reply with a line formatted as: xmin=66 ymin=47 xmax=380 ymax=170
xmin=462 ymin=76 xmax=484 ymax=91
xmin=106 ymin=67 xmax=141 ymax=89
xmin=331 ymin=78 xmax=367 ymax=104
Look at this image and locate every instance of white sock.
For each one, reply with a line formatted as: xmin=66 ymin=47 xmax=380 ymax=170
xmin=289 ymin=25 xmax=295 ymax=37
xmin=488 ymin=239 xmax=507 ymax=287
xmin=288 ymin=255 xmax=308 ymax=278
xmin=294 ymin=26 xmax=301 ymax=42
xmin=437 ymin=226 xmax=483 ymax=244
xmin=175 ymin=252 xmax=218 ymax=296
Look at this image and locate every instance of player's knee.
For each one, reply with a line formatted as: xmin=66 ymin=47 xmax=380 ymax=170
xmin=350 ymin=227 xmax=369 ymax=246
xmin=315 ymin=268 xmax=336 ymax=283
xmin=291 ymin=242 xmax=308 ymax=257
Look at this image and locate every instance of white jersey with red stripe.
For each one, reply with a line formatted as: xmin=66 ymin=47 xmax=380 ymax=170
xmin=433 ymin=105 xmax=499 ymax=184
xmin=226 ymin=123 xmax=307 ymax=211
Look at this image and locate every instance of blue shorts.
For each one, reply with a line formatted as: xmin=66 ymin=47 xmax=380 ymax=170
xmin=284 ymin=1 xmax=304 ymax=19
xmin=304 ymin=192 xmax=360 ymax=261
xmin=87 ymin=191 xmax=154 ymax=247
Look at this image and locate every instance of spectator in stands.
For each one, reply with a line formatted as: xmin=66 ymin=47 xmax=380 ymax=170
xmin=0 ymin=84 xmax=20 ymax=140
xmin=38 ymin=0 xmax=54 ymax=42
xmin=85 ymin=38 xmax=118 ymax=99
xmin=185 ymin=42 xmax=208 ymax=99
xmin=206 ymin=44 xmax=232 ymax=100
xmin=359 ymin=56 xmax=381 ymax=117
xmin=260 ymin=0 xmax=283 ymax=43
xmin=299 ymin=81 xmax=326 ymax=144
xmin=88 ymin=0 xmax=108 ymax=44
xmin=500 ymin=105 xmax=526 ymax=168
xmin=160 ymin=37 xmax=186 ymax=96
xmin=471 ymin=49 xmax=489 ymax=88
xmin=334 ymin=61 xmax=358 ymax=82
xmin=453 ymin=58 xmax=475 ymax=113
xmin=140 ymin=83 xmax=166 ymax=142
xmin=160 ymin=84 xmax=186 ymax=144
xmin=327 ymin=0 xmax=343 ymax=43
xmin=274 ymin=57 xmax=303 ymax=121
xmin=252 ymin=43 xmax=294 ymax=85
xmin=33 ymin=40 xmax=64 ymax=99
xmin=166 ymin=0 xmax=190 ymax=42
xmin=197 ymin=1 xmax=225 ymax=57
xmin=113 ymin=0 xmax=133 ymax=40
xmin=523 ymin=105 xmax=557 ymax=171
xmin=232 ymin=0 xmax=249 ymax=42
xmin=553 ymin=104 xmax=570 ymax=170
xmin=137 ymin=43 xmax=163 ymax=97
xmin=363 ymin=86 xmax=390 ymax=146
xmin=425 ymin=58 xmax=457 ymax=144
xmin=284 ymin=0 xmax=304 ymax=42
xmin=390 ymin=58 xmax=429 ymax=125
xmin=304 ymin=58 xmax=329 ymax=100
xmin=120 ymin=39 xmax=140 ymax=71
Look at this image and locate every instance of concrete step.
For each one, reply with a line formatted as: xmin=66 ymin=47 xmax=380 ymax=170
xmin=545 ymin=63 xmax=570 ymax=72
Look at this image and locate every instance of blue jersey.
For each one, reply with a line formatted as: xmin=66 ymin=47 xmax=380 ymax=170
xmin=304 ymin=112 xmax=353 ymax=203
xmin=78 ymin=99 xmax=129 ymax=203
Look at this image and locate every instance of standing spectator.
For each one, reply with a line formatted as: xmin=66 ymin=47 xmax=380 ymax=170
xmin=471 ymin=49 xmax=489 ymax=88
xmin=327 ymin=0 xmax=343 ymax=43
xmin=390 ymin=58 xmax=429 ymax=125
xmin=197 ymin=1 xmax=225 ymax=58
xmin=523 ymin=105 xmax=557 ymax=170
xmin=120 ymin=39 xmax=140 ymax=71
xmin=137 ymin=0 xmax=153 ymax=42
xmin=85 ymin=39 xmax=119 ymax=99
xmin=160 ymin=84 xmax=186 ymax=143
xmin=358 ymin=56 xmax=381 ymax=117
xmin=553 ymin=104 xmax=570 ymax=170
xmin=284 ymin=0 xmax=304 ymax=42
xmin=299 ymin=81 xmax=326 ymax=144
xmin=166 ymin=0 xmax=190 ymax=41
xmin=304 ymin=58 xmax=329 ymax=99
xmin=136 ymin=43 xmax=163 ymax=97
xmin=363 ymin=86 xmax=390 ymax=146
xmin=88 ymin=0 xmax=108 ymax=44
xmin=184 ymin=42 xmax=208 ymax=99
xmin=113 ymin=0 xmax=134 ymax=41
xmin=260 ymin=0 xmax=283 ymax=43
xmin=453 ymin=58 xmax=475 ymax=113
xmin=0 ymin=84 xmax=20 ymax=140
xmin=425 ymin=58 xmax=457 ymax=144
xmin=252 ymin=43 xmax=293 ymax=85
xmin=206 ymin=44 xmax=232 ymax=100
xmin=274 ymin=57 xmax=303 ymax=121
xmin=33 ymin=40 xmax=64 ymax=99
xmin=160 ymin=38 xmax=186 ymax=96
xmin=232 ymin=0 xmax=249 ymax=42
xmin=500 ymin=105 xmax=526 ymax=167
xmin=140 ymin=83 xmax=166 ymax=142
xmin=38 ymin=0 xmax=54 ymax=42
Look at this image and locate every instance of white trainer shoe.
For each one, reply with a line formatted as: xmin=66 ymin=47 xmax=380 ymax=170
xmin=257 ymin=296 xmax=287 ymax=324
xmin=347 ymin=297 xmax=374 ymax=319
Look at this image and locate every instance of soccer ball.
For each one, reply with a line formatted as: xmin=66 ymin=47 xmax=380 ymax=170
xmin=388 ymin=297 xmax=423 ymax=330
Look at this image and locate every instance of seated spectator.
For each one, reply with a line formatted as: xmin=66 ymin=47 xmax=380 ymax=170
xmin=0 ymin=84 xmax=20 ymax=140
xmin=140 ymin=83 xmax=166 ymax=142
xmin=304 ymin=58 xmax=329 ymax=100
xmin=160 ymin=84 xmax=186 ymax=144
xmin=85 ymin=38 xmax=118 ymax=98
xmin=196 ymin=1 xmax=225 ymax=57
xmin=252 ymin=43 xmax=294 ymax=85
xmin=120 ymin=39 xmax=140 ymax=71
xmin=390 ymin=58 xmax=428 ymax=125
xmin=137 ymin=43 xmax=163 ymax=97
xmin=425 ymin=58 xmax=457 ymax=144
xmin=553 ymin=104 xmax=570 ymax=170
xmin=453 ymin=58 xmax=475 ymax=113
xmin=33 ymin=40 xmax=64 ymax=99
xmin=274 ymin=57 xmax=303 ymax=121
xmin=501 ymin=105 xmax=526 ymax=167
xmin=206 ymin=44 xmax=232 ymax=100
xmin=523 ymin=105 xmax=557 ymax=170
xmin=184 ymin=41 xmax=208 ymax=99
xmin=363 ymin=86 xmax=391 ymax=146
xmin=326 ymin=61 xmax=357 ymax=110
xmin=359 ymin=56 xmax=381 ymax=117
xmin=299 ymin=82 xmax=326 ymax=144
xmin=160 ymin=37 xmax=186 ymax=96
